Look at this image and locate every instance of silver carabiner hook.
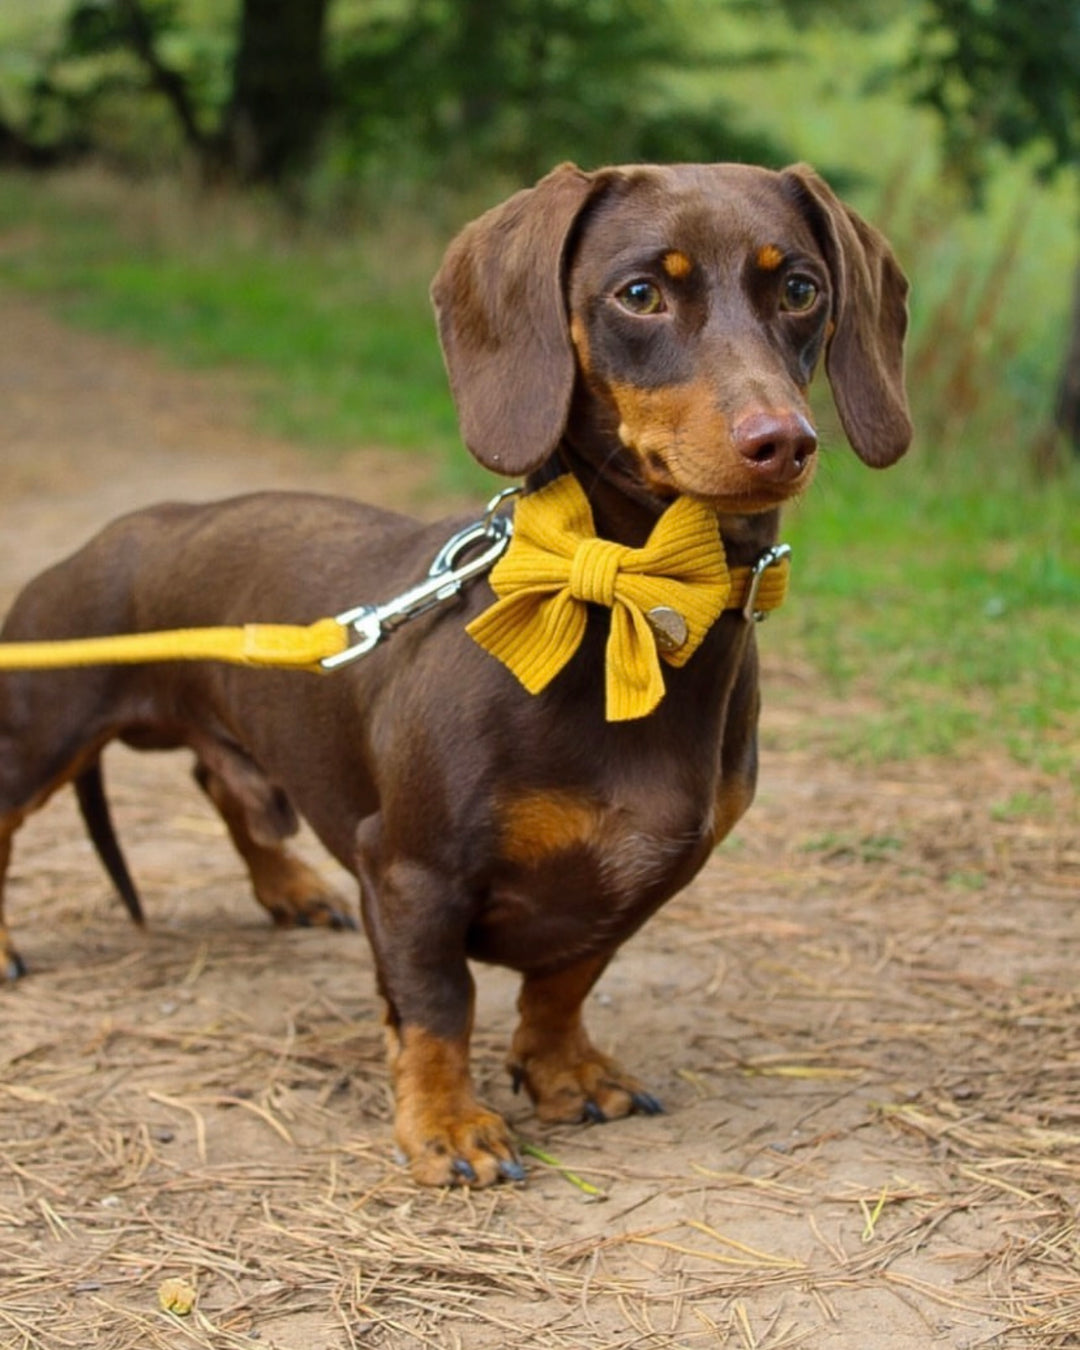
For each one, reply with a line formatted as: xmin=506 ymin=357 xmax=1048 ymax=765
xmin=322 ymin=488 xmax=519 ymax=670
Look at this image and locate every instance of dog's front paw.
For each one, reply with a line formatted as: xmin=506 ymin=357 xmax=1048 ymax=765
xmin=390 ymin=1024 xmax=525 ymax=1186
xmin=395 ymin=1096 xmax=525 ymax=1187
xmin=509 ymin=1034 xmax=663 ymax=1125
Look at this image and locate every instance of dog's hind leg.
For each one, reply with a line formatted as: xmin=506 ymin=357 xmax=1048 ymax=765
xmin=0 ymin=670 xmax=119 ymax=978
xmin=191 ymin=749 xmax=356 ymax=931
xmin=0 ymin=741 xmax=123 ymax=980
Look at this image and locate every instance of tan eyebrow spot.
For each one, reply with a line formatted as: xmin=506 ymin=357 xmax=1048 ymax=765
xmin=756 ymin=244 xmax=785 ymax=271
xmin=662 ymin=250 xmax=692 ymax=279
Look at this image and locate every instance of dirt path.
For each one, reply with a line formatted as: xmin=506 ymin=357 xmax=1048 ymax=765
xmin=1 ymin=294 xmax=1077 ymax=1349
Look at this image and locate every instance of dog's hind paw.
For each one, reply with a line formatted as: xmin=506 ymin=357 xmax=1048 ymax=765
xmin=251 ymin=858 xmax=357 ymax=931
xmin=2 ymin=941 xmax=27 ymax=981
xmin=280 ymin=895 xmax=358 ymax=931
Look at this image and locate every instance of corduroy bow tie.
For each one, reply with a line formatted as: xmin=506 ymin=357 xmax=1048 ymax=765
xmin=467 ymin=474 xmax=788 ymax=721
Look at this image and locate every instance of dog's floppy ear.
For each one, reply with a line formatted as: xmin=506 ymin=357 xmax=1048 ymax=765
xmin=782 ymin=164 xmax=913 ymax=468
xmin=432 ymin=163 xmax=609 ymax=476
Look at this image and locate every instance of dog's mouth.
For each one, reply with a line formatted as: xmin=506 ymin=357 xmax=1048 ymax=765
xmin=701 ymin=478 xmax=812 ymax=514
xmin=639 ymin=446 xmax=814 ymax=516
xmin=570 ymin=437 xmax=812 ymax=521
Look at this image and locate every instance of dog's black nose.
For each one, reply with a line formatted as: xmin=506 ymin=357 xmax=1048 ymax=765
xmin=733 ymin=410 xmax=817 ymax=483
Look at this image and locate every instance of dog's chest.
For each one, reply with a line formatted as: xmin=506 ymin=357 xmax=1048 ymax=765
xmin=456 ymin=608 xmax=752 ymax=970
xmin=470 ymin=776 xmax=716 ymax=970
xmin=497 ymin=783 xmax=709 ymax=887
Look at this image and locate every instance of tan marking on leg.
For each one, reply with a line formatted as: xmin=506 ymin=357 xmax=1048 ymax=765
xmin=382 ymin=1006 xmax=402 ymax=1069
xmin=509 ymin=957 xmax=658 ymax=1123
xmin=393 ymin=1023 xmax=520 ymax=1186
xmin=662 ymin=250 xmax=693 ymax=279
xmin=756 ymin=243 xmax=785 ymax=271
xmin=713 ymin=776 xmax=756 ymax=847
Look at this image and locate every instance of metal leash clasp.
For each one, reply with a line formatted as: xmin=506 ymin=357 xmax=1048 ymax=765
xmin=321 ymin=487 xmax=520 ymax=670
xmin=742 ymin=543 xmax=792 ymax=623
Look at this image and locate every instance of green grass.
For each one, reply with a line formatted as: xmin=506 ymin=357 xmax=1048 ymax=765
xmin=771 ymin=440 xmax=1079 ymax=770
xmin=0 ymin=166 xmax=1076 ymax=774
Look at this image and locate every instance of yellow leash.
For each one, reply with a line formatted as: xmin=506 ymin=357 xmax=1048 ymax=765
xmin=0 ymin=492 xmax=518 ymax=677
xmin=0 ymin=618 xmax=349 ymax=674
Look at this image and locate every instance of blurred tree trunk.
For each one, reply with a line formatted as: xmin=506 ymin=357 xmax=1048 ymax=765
xmin=456 ymin=0 xmax=497 ymax=134
xmin=222 ymin=0 xmax=331 ymax=185
xmin=118 ymin=0 xmax=209 ymax=157
xmin=1056 ymin=262 xmax=1080 ymax=454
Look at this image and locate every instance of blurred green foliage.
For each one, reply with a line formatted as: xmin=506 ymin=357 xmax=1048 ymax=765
xmin=909 ymin=0 xmax=1080 ymax=190
xmin=2 ymin=1 xmax=1078 ymax=195
xmin=330 ymin=0 xmax=794 ymax=183
xmin=0 ymin=0 xmax=792 ymax=184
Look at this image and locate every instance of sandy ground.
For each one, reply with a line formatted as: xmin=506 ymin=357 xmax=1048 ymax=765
xmin=0 ymin=293 xmax=1077 ymax=1349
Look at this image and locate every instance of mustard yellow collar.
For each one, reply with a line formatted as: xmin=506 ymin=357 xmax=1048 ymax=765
xmin=467 ymin=474 xmax=789 ymax=721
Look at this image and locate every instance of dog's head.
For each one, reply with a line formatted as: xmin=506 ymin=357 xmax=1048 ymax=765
xmin=432 ymin=162 xmax=911 ymax=513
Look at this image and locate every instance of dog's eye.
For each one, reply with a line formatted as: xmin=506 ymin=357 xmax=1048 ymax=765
xmin=781 ymin=275 xmax=819 ymax=313
xmin=616 ymin=280 xmax=666 ymax=315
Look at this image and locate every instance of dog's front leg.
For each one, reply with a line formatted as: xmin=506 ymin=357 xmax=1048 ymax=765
xmin=357 ymin=840 xmax=524 ymax=1186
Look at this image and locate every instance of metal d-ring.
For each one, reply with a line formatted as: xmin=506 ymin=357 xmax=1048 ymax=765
xmin=742 ymin=543 xmax=792 ymax=623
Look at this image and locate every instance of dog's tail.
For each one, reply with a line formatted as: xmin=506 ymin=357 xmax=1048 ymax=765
xmin=75 ymin=761 xmax=144 ymax=926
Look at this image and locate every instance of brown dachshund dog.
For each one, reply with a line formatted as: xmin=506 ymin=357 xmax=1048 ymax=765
xmin=0 ymin=163 xmax=910 ymax=1186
